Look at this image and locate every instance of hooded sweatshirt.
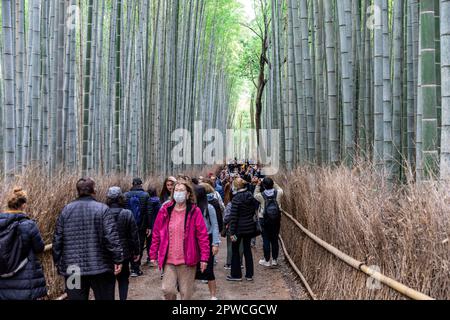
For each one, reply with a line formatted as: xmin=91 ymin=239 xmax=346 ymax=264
xmin=254 ymin=183 xmax=284 ymax=219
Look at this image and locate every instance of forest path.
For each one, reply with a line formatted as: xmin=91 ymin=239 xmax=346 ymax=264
xmin=122 ymin=238 xmax=308 ymax=300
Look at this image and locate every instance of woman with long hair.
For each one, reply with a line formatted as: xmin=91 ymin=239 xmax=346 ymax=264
xmin=160 ymin=176 xmax=177 ymax=204
xmin=196 ymin=183 xmax=221 ymax=300
xmin=149 ymin=181 xmax=210 ymax=300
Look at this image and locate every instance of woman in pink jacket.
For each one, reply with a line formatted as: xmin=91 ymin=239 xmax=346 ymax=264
xmin=149 ymin=180 xmax=210 ymax=300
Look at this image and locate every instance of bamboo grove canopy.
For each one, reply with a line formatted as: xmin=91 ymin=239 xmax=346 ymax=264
xmin=0 ymin=0 xmax=450 ymax=181
xmin=0 ymin=0 xmax=243 ymax=177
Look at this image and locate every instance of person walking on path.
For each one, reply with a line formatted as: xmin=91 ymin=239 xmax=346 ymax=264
xmin=106 ymin=187 xmax=140 ymax=300
xmin=52 ymin=178 xmax=123 ymax=300
xmin=149 ymin=181 xmax=210 ymax=300
xmin=146 ymin=186 xmax=162 ymax=266
xmin=227 ymin=178 xmax=260 ymax=282
xmin=124 ymin=178 xmax=152 ymax=277
xmin=196 ymin=183 xmax=221 ymax=300
xmin=0 ymin=188 xmax=47 ymax=300
xmin=254 ymin=178 xmax=283 ymax=267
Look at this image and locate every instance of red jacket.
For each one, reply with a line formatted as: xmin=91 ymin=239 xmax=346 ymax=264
xmin=149 ymin=201 xmax=210 ymax=270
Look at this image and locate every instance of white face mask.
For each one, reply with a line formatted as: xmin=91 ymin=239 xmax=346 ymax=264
xmin=173 ymin=191 xmax=187 ymax=204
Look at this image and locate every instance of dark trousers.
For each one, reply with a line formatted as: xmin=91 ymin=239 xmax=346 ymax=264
xmin=65 ymin=272 xmax=115 ymax=301
xmin=116 ymin=259 xmax=131 ymax=300
xmin=231 ymin=236 xmax=254 ymax=279
xmin=261 ymin=218 xmax=280 ymax=262
xmin=145 ymin=232 xmax=153 ymax=262
xmin=131 ymin=229 xmax=147 ymax=272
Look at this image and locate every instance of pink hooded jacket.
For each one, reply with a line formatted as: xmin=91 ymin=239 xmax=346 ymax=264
xmin=149 ymin=201 xmax=210 ymax=270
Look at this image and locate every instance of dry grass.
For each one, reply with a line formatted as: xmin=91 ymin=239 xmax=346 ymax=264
xmin=276 ymin=165 xmax=450 ymax=300
xmin=0 ymin=165 xmax=220 ymax=299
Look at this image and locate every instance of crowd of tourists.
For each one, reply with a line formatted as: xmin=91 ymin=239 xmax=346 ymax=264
xmin=0 ymin=160 xmax=283 ymax=300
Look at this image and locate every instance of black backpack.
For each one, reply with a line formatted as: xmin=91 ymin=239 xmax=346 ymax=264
xmin=208 ymin=197 xmax=224 ymax=233
xmin=0 ymin=217 xmax=28 ymax=278
xmin=262 ymin=190 xmax=281 ymax=222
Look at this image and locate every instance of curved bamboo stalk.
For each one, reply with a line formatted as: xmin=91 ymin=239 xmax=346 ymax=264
xmin=281 ymin=210 xmax=434 ymax=300
xmin=279 ymin=234 xmax=316 ymax=300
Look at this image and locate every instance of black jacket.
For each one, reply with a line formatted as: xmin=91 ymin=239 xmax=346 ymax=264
xmin=52 ymin=196 xmax=124 ymax=277
xmin=108 ymin=204 xmax=140 ymax=260
xmin=229 ymin=190 xmax=259 ymax=237
xmin=124 ymin=187 xmax=152 ymax=230
xmin=148 ymin=196 xmax=162 ymax=230
xmin=0 ymin=213 xmax=47 ymax=300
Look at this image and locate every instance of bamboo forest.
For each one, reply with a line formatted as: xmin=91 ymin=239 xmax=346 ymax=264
xmin=0 ymin=0 xmax=449 ymax=180
xmin=0 ymin=0 xmax=449 ymax=301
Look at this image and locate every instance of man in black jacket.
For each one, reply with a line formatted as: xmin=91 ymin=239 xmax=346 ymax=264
xmin=124 ymin=178 xmax=152 ymax=277
xmin=52 ymin=178 xmax=123 ymax=301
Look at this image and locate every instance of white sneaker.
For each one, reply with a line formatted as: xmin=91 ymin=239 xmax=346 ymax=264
xmin=259 ymin=259 xmax=271 ymax=267
xmin=272 ymin=259 xmax=278 ymax=267
xmin=211 ymin=296 xmax=219 ymax=301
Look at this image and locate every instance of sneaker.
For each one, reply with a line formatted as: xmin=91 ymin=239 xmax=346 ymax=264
xmin=259 ymin=259 xmax=271 ymax=267
xmin=246 ymin=277 xmax=254 ymax=282
xmin=224 ymin=264 xmax=231 ymax=270
xmin=211 ymin=297 xmax=219 ymax=301
xmin=226 ymin=276 xmax=243 ymax=282
xmin=130 ymin=272 xmax=139 ymax=278
xmin=201 ymin=280 xmax=208 ymax=284
xmin=272 ymin=259 xmax=278 ymax=267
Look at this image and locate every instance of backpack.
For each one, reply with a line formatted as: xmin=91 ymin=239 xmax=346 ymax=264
xmin=128 ymin=194 xmax=142 ymax=226
xmin=0 ymin=217 xmax=28 ymax=278
xmin=262 ymin=190 xmax=281 ymax=223
xmin=208 ymin=197 xmax=224 ymax=233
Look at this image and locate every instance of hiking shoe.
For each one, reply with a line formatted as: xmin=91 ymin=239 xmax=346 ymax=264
xmin=259 ymin=259 xmax=271 ymax=267
xmin=272 ymin=259 xmax=278 ymax=267
xmin=133 ymin=270 xmax=144 ymax=277
xmin=226 ymin=276 xmax=243 ymax=282
xmin=224 ymin=264 xmax=231 ymax=270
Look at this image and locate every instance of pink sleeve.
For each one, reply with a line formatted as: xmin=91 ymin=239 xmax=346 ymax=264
xmin=149 ymin=205 xmax=166 ymax=260
xmin=194 ymin=208 xmax=211 ymax=263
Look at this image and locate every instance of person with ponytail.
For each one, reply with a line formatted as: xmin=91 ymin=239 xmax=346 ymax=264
xmin=149 ymin=181 xmax=210 ymax=300
xmin=0 ymin=188 xmax=47 ymax=300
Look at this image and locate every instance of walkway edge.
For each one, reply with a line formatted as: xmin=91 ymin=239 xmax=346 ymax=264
xmin=279 ymin=235 xmax=316 ymax=300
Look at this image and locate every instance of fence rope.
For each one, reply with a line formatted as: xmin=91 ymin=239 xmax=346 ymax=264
xmin=281 ymin=210 xmax=434 ymax=300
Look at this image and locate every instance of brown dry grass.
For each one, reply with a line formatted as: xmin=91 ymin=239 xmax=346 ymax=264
xmin=0 ymin=165 xmax=220 ymax=299
xmin=276 ymin=165 xmax=450 ymax=300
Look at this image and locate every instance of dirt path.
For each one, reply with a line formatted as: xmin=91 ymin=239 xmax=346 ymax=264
xmin=124 ymin=238 xmax=308 ymax=300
